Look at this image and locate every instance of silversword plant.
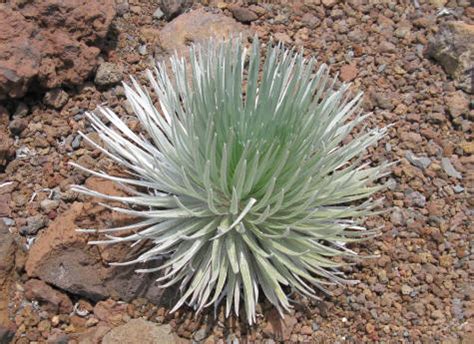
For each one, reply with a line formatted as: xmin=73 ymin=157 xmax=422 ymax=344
xmin=71 ymin=38 xmax=389 ymax=324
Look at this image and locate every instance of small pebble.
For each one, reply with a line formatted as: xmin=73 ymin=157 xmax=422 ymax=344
xmin=452 ymin=185 xmax=464 ymax=193
xmin=193 ymin=328 xmax=207 ymax=342
xmin=71 ymin=135 xmax=82 ymax=149
xmin=405 ymin=150 xmax=431 ymax=170
xmin=153 ymin=8 xmax=164 ymax=19
xmin=95 ymin=62 xmax=124 ymax=87
xmin=441 ymin=158 xmax=462 ymax=179
xmin=138 ymin=44 xmax=147 ymax=56
xmin=40 ymin=199 xmax=60 ymax=213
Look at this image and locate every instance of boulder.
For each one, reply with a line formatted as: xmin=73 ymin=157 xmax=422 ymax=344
xmin=25 ymin=178 xmax=170 ymax=305
xmin=17 ymin=0 xmax=115 ymax=44
xmin=159 ymin=8 xmax=251 ymax=55
xmin=0 ymin=0 xmax=116 ymax=99
xmin=427 ymin=21 xmax=474 ymax=93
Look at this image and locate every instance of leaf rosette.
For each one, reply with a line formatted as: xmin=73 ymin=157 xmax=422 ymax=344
xmin=71 ymin=38 xmax=389 ymax=324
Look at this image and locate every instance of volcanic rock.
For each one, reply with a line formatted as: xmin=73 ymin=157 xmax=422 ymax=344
xmin=445 ymin=91 xmax=470 ymax=118
xmin=24 ymin=279 xmax=73 ymax=314
xmin=427 ymin=21 xmax=474 ymax=93
xmin=262 ymin=308 xmax=298 ymax=342
xmin=340 ymin=64 xmax=358 ymax=82
xmin=44 ymin=89 xmax=70 ymax=109
xmin=102 ymin=319 xmax=179 ymax=344
xmin=25 ymin=178 xmax=169 ymax=304
xmin=0 ymin=127 xmax=14 ymax=169
xmin=229 ymin=6 xmax=258 ymax=23
xmin=159 ymin=8 xmax=250 ymax=55
xmin=0 ymin=0 xmax=116 ymax=99
xmin=160 ymin=0 xmax=193 ymax=21
xmin=441 ymin=157 xmax=462 ymax=179
xmin=0 ymin=221 xmax=16 ymax=333
xmin=94 ymin=63 xmax=124 ymax=87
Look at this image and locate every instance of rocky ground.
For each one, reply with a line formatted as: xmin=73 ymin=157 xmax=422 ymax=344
xmin=0 ymin=0 xmax=472 ymax=343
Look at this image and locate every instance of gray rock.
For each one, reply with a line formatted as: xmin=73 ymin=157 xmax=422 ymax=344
xmin=8 ymin=117 xmax=28 ymax=135
xmin=13 ymin=102 xmax=29 ymax=117
xmin=405 ymin=190 xmax=426 ymax=208
xmin=40 ymin=199 xmax=60 ymax=213
xmin=138 ymin=44 xmax=147 ymax=56
xmin=193 ymin=328 xmax=207 ymax=342
xmin=405 ymin=150 xmax=431 ymax=170
xmin=401 ymin=284 xmax=413 ymax=295
xmin=390 ymin=207 xmax=406 ymax=226
xmin=301 ymin=13 xmax=320 ymax=28
xmin=273 ymin=14 xmax=288 ymax=24
xmin=0 ymin=325 xmax=15 ymax=344
xmin=20 ymin=214 xmax=47 ymax=236
xmin=452 ymin=185 xmax=464 ymax=193
xmin=452 ymin=298 xmax=464 ymax=320
xmin=71 ymin=135 xmax=82 ymax=149
xmin=262 ymin=340 xmax=276 ymax=344
xmin=1 ymin=218 xmax=14 ymax=226
xmin=44 ymin=88 xmax=69 ymax=109
xmin=373 ymin=92 xmax=394 ymax=110
xmin=160 ymin=0 xmax=193 ymax=21
xmin=386 ymin=178 xmax=397 ymax=191
xmin=153 ymin=8 xmax=165 ymax=20
xmin=226 ymin=334 xmax=240 ymax=344
xmin=394 ymin=26 xmax=410 ymax=39
xmin=95 ymin=63 xmax=123 ymax=87
xmin=116 ymin=0 xmax=129 ymax=16
xmin=102 ymin=319 xmax=178 ymax=344
xmin=441 ymin=158 xmax=462 ymax=179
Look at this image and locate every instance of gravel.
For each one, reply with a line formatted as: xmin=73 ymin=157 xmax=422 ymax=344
xmin=3 ymin=1 xmax=472 ymax=343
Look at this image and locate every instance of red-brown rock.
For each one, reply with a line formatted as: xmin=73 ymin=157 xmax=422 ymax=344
xmin=262 ymin=308 xmax=298 ymax=341
xmin=229 ymin=6 xmax=259 ymax=23
xmin=340 ymin=63 xmax=358 ymax=82
xmin=24 ymin=279 xmax=73 ymax=314
xmin=0 ymin=0 xmax=116 ymax=99
xmin=25 ymin=178 xmax=168 ymax=304
xmin=0 ymin=127 xmax=14 ymax=170
xmin=0 ymin=221 xmax=16 ymax=330
xmin=445 ymin=91 xmax=470 ymax=118
xmin=17 ymin=0 xmax=115 ymax=44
